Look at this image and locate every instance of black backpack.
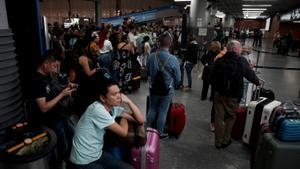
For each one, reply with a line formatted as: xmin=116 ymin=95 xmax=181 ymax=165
xmin=150 ymin=53 xmax=171 ymax=96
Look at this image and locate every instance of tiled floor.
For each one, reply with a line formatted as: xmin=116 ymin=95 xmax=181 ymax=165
xmin=126 ymin=39 xmax=300 ymax=169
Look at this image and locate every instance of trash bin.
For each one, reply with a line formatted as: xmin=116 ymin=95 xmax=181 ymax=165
xmin=0 ymin=124 xmax=57 ymax=169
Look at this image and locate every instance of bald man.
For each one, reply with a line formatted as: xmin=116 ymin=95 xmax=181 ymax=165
xmin=211 ymin=40 xmax=261 ymax=149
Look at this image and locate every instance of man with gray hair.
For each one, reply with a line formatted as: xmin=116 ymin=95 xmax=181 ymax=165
xmin=211 ymin=40 xmax=261 ymax=149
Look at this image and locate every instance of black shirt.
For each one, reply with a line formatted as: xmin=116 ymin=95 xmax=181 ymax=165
xmin=32 ymin=71 xmax=52 ymax=101
xmin=211 ymin=52 xmax=260 ymax=100
xmin=31 ymin=71 xmax=59 ymax=125
xmin=185 ymin=42 xmax=199 ymax=64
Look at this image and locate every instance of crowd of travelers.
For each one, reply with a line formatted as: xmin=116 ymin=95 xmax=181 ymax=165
xmin=32 ymin=20 xmax=184 ymax=169
xmin=31 ymin=19 xmax=267 ymax=169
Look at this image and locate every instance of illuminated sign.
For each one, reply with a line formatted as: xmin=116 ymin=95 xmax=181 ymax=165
xmin=291 ymin=7 xmax=300 ymax=20
xmin=281 ymin=13 xmax=292 ymax=21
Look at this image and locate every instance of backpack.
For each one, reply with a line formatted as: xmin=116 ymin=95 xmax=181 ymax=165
xmin=150 ymin=53 xmax=171 ymax=96
xmin=213 ymin=56 xmax=242 ymax=96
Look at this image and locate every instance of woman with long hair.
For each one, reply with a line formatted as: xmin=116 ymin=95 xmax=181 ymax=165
xmin=114 ymin=34 xmax=135 ymax=93
xmin=72 ymin=38 xmax=100 ymax=116
xmin=98 ymin=30 xmax=113 ymax=74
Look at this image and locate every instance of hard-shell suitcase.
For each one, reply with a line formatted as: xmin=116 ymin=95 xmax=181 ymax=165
xmin=245 ymin=83 xmax=254 ymax=106
xmin=250 ymin=123 xmax=273 ymax=168
xmin=140 ymin=67 xmax=148 ymax=81
xmin=167 ymin=103 xmax=186 ymax=138
xmin=260 ymin=100 xmax=281 ymax=124
xmin=253 ymin=133 xmax=300 ymax=169
xmin=231 ymin=105 xmax=247 ymax=140
xmin=277 ymin=118 xmax=300 ymax=141
xmin=146 ymin=96 xmax=186 ymax=137
xmin=131 ymin=128 xmax=159 ymax=169
xmin=131 ymin=75 xmax=141 ymax=91
xmin=269 ymin=102 xmax=300 ymax=132
xmin=242 ymin=97 xmax=272 ymax=146
xmin=130 ymin=59 xmax=141 ymax=92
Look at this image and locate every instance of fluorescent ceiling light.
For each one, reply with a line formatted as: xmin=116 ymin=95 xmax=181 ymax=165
xmin=243 ymin=11 xmax=264 ymax=13
xmin=244 ymin=15 xmax=260 ymax=19
xmin=215 ymin=10 xmax=226 ymax=18
xmin=243 ymin=0 xmax=277 ymax=2
xmin=243 ymin=11 xmax=264 ymax=15
xmin=174 ymin=0 xmax=190 ymax=1
xmin=257 ymin=15 xmax=268 ymax=19
xmin=242 ymin=8 xmax=267 ymax=10
xmin=243 ymin=13 xmax=263 ymax=15
xmin=245 ymin=14 xmax=261 ymax=16
xmin=243 ymin=4 xmax=272 ymax=7
xmin=243 ymin=13 xmax=263 ymax=16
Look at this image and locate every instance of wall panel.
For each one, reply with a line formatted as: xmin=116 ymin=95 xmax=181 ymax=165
xmin=234 ymin=20 xmax=265 ymax=30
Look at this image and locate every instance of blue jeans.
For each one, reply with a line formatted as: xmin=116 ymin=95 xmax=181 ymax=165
xmin=181 ymin=62 xmax=194 ymax=88
xmin=185 ymin=63 xmax=194 ymax=88
xmin=147 ymin=94 xmax=173 ymax=134
xmin=44 ymin=115 xmax=74 ymax=166
xmin=98 ymin=52 xmax=112 ymax=74
xmin=68 ymin=151 xmax=133 ymax=169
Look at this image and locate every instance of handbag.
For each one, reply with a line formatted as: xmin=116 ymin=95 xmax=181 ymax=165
xmin=104 ymin=117 xmax=147 ymax=148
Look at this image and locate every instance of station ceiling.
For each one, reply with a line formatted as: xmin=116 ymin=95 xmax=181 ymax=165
xmin=170 ymin=0 xmax=300 ymax=19
xmin=214 ymin=0 xmax=300 ymax=18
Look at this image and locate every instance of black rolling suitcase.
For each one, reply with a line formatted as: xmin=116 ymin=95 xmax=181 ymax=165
xmin=130 ymin=59 xmax=141 ymax=92
xmin=242 ymin=97 xmax=272 ymax=147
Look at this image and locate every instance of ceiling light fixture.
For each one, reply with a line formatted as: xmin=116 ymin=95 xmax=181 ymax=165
xmin=243 ymin=0 xmax=277 ymax=2
xmin=257 ymin=15 xmax=268 ymax=19
xmin=215 ymin=10 xmax=226 ymax=18
xmin=243 ymin=11 xmax=264 ymax=13
xmin=242 ymin=4 xmax=272 ymax=7
xmin=246 ymin=16 xmax=259 ymax=19
xmin=174 ymin=0 xmax=191 ymax=2
xmin=242 ymin=8 xmax=267 ymax=11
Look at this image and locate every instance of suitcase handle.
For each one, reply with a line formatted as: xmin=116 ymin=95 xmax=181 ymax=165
xmin=253 ymin=79 xmax=265 ymax=100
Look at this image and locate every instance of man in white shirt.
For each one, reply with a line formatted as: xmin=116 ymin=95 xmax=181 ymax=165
xmin=127 ymin=25 xmax=137 ymax=48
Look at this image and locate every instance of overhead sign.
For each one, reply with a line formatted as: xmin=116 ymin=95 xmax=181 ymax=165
xmin=198 ymin=28 xmax=207 ymax=36
xmin=291 ymin=7 xmax=300 ymax=20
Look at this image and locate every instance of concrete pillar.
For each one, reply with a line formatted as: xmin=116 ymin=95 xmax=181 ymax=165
xmin=190 ymin=0 xmax=215 ymax=43
xmin=0 ymin=0 xmax=9 ymax=29
xmin=224 ymin=15 xmax=234 ymax=29
xmin=190 ymin=0 xmax=209 ymax=28
xmin=116 ymin=0 xmax=121 ymax=13
xmin=95 ymin=0 xmax=101 ymax=26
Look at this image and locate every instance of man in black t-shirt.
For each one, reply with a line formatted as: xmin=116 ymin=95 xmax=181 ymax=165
xmin=32 ymin=50 xmax=77 ymax=168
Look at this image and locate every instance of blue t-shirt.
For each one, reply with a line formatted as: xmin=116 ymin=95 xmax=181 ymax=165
xmin=70 ymin=101 xmax=124 ymax=165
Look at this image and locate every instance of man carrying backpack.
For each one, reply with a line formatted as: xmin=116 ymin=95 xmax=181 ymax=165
xmin=147 ymin=32 xmax=181 ymax=138
xmin=211 ymin=40 xmax=261 ymax=149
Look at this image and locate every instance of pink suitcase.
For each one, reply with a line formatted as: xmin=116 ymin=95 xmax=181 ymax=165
xmin=130 ymin=128 xmax=159 ymax=169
